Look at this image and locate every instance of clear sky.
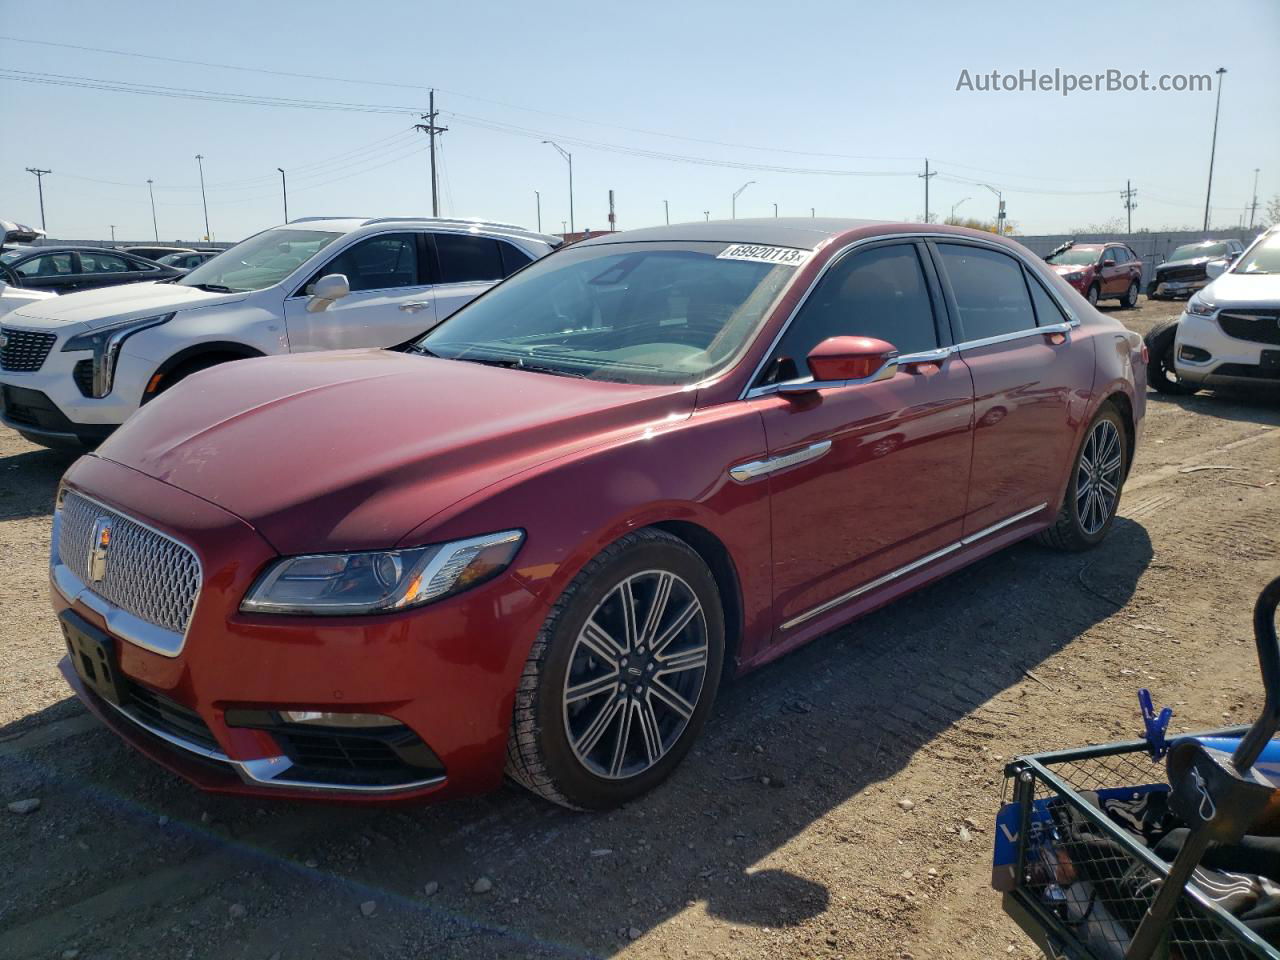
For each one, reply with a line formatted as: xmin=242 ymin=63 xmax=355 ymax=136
xmin=1 ymin=0 xmax=1276 ymax=243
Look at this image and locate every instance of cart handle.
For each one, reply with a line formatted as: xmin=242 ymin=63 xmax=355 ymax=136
xmin=1232 ymin=576 xmax=1280 ymax=775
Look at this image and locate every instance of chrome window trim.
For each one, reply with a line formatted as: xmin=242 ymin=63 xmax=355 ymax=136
xmin=95 ymin=694 xmax=446 ymax=794
xmin=779 ymin=503 xmax=1047 ymax=631
xmin=729 ymin=440 xmax=832 ymax=482
xmin=738 ymin=232 xmax=1080 ymax=400
xmin=50 ymin=491 xmax=203 ymax=658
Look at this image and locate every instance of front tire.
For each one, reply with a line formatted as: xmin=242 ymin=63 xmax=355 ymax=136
xmin=506 ymin=528 xmax=724 ymax=810
xmin=1037 ymin=405 xmax=1128 ymax=551
xmin=1144 ymin=319 xmax=1199 ymax=395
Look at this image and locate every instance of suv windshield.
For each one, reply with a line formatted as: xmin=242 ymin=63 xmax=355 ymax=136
xmin=1233 ymin=233 xmax=1279 ymax=275
xmin=418 ymin=241 xmax=800 ymax=385
xmin=177 ymin=229 xmax=339 ymax=292
xmin=1170 ymin=242 xmax=1231 ymax=261
xmin=1045 ymin=248 xmax=1102 ymax=266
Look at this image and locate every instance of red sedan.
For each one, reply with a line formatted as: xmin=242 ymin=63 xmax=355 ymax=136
xmin=51 ymin=219 xmax=1146 ymax=809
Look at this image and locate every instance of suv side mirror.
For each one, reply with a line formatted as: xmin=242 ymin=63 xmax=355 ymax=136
xmin=1101 ymin=258 xmax=1116 ymax=268
xmin=306 ymin=273 xmax=350 ymax=313
xmin=1205 ymin=258 xmax=1229 ymax=280
xmin=779 ymin=336 xmax=900 ymax=394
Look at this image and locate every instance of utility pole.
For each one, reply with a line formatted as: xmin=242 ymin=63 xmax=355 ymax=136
xmin=918 ymin=158 xmax=937 ymax=223
xmin=1248 ymin=167 xmax=1260 ymax=229
xmin=772 ymin=202 xmax=778 ymax=218
xmin=811 ymin=207 xmax=815 ymax=218
xmin=414 ymin=90 xmax=449 ymax=217
xmin=277 ymin=168 xmax=289 ymax=223
xmin=731 ymin=181 xmax=755 ymax=219
xmin=1203 ymin=67 xmax=1227 ymax=232
xmin=109 ymin=224 xmax=116 ymax=242
xmin=663 ymin=200 xmax=669 ymax=225
xmin=1121 ymin=180 xmax=1138 ymax=234
xmin=542 ymin=141 xmax=574 ymax=234
xmin=608 ymin=189 xmax=616 ymax=232
xmin=534 ymin=191 xmax=541 ymax=232
xmin=24 ymin=168 xmax=51 ymax=232
xmin=194 ymin=154 xmax=210 ymax=241
xmin=146 ymin=179 xmax=159 ymax=241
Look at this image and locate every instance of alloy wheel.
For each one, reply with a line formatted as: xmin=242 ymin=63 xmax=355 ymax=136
xmin=1087 ymin=286 xmax=1099 ymax=306
xmin=1075 ymin=419 xmax=1123 ymax=535
xmin=563 ymin=570 xmax=709 ymax=780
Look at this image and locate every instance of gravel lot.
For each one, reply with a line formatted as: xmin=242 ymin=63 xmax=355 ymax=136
xmin=2 ymin=297 xmax=1278 ymax=960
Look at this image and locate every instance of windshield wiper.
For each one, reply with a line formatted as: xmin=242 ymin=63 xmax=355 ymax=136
xmin=404 ymin=343 xmax=439 ymax=357
xmin=190 ymin=283 xmax=237 ymax=293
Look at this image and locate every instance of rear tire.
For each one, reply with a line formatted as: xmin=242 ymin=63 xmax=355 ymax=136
xmin=506 ymin=528 xmax=724 ymax=810
xmin=1144 ymin=319 xmax=1199 ymax=396
xmin=1087 ymin=284 xmax=1100 ymax=307
xmin=1037 ymin=405 xmax=1128 ymax=551
xmin=1122 ymin=281 xmax=1139 ymax=309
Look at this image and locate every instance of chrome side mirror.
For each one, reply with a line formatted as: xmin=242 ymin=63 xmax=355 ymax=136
xmin=1204 ymin=258 xmax=1229 ymax=280
xmin=306 ymin=273 xmax=350 ymax=313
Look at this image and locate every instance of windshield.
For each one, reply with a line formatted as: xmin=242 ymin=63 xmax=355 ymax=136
xmin=418 ymin=241 xmax=801 ymax=386
xmin=1233 ymin=233 xmax=1280 ymax=275
xmin=178 ymin=228 xmax=339 ymax=292
xmin=1045 ymin=248 xmax=1101 ymax=266
xmin=1170 ymin=242 xmax=1230 ymax=261
xmin=0 ymin=249 xmax=28 ymax=264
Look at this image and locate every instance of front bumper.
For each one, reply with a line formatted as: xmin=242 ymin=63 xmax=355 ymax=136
xmin=54 ymin=455 xmax=552 ymax=803
xmin=1173 ymin=310 xmax=1280 ymax=387
xmin=1149 ymin=274 xmax=1210 ymax=299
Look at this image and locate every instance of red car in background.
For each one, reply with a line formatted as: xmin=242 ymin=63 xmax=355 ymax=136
xmin=52 ymin=219 xmax=1146 ymax=810
xmin=1044 ymin=241 xmax=1144 ymax=308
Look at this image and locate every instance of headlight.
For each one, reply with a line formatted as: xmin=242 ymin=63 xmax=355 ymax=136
xmin=61 ymin=313 xmax=174 ymax=398
xmin=1186 ymin=295 xmax=1217 ymax=317
xmin=1063 ymin=272 xmax=1084 ymax=282
xmin=240 ymin=530 xmax=524 ymax=616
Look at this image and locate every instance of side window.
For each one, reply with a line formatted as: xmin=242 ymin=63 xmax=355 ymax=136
xmin=315 ymin=233 xmax=418 ymax=292
xmin=936 ymin=244 xmax=1037 ymax=340
xmin=435 ymin=234 xmax=504 ymax=283
xmin=498 ymin=241 xmax=533 ymax=277
xmin=1027 ymin=273 xmax=1069 ymax=327
xmin=765 ymin=244 xmax=939 ymax=383
xmin=129 ymin=257 xmax=160 ymax=271
xmin=80 ymin=253 xmax=131 ymax=274
xmin=15 ymin=253 xmax=74 ymax=277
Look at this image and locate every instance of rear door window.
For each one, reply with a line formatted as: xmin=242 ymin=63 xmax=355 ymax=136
xmin=498 ymin=242 xmax=533 ymax=277
xmin=935 ymin=244 xmax=1037 ymax=341
xmin=435 ymin=234 xmax=505 ymax=283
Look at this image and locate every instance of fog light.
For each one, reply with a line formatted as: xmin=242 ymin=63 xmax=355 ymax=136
xmin=279 ymin=711 xmax=400 ymax=728
xmin=1179 ymin=345 xmax=1211 ymax=363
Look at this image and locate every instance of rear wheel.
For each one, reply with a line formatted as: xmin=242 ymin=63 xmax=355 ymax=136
xmin=1087 ymin=284 xmax=1100 ymax=307
xmin=1122 ymin=280 xmax=1140 ymax=309
xmin=506 ymin=529 xmax=724 ymax=809
xmin=1144 ymin=319 xmax=1199 ymax=396
xmin=1037 ymin=406 xmax=1128 ymax=551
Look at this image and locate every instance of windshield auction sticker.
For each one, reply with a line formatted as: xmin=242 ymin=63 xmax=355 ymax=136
xmin=716 ymin=244 xmax=810 ymax=267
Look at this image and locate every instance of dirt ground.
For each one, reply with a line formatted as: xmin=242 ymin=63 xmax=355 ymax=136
xmin=2 ymin=296 xmax=1278 ymax=960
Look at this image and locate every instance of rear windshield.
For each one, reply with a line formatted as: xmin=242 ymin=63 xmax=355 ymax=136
xmin=177 ymin=229 xmax=339 ymax=292
xmin=418 ymin=241 xmax=801 ymax=386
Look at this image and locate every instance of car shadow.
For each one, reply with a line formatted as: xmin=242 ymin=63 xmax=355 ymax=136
xmin=0 ymin=445 xmax=76 ymax=521
xmin=1145 ymin=387 xmax=1280 ymax=427
xmin=1 ymin=519 xmax=1154 ymax=958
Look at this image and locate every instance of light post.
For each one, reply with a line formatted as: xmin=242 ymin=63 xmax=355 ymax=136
xmin=277 ymin=168 xmax=288 ymax=223
xmin=109 ymin=224 xmax=116 ymax=242
xmin=542 ymin=141 xmax=574 ymax=234
xmin=195 ymin=154 xmax=210 ymax=241
xmin=772 ymin=202 xmax=778 ymax=218
xmin=950 ymin=197 xmax=971 ymax=221
xmin=703 ymin=210 xmax=710 ymax=221
xmin=979 ymin=184 xmax=1005 ymax=234
xmin=664 ymin=200 xmax=669 ymax=225
xmin=1203 ymin=67 xmax=1227 ymax=231
xmin=731 ymin=180 xmax=755 ymax=219
xmin=535 ymin=190 xmax=541 ymax=232
xmin=146 ymin=179 xmax=158 ymax=241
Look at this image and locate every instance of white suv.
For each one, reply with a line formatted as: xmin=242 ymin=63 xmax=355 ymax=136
xmin=0 ymin=217 xmax=559 ymax=448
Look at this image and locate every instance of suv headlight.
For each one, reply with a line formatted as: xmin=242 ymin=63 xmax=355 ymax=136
xmin=1186 ymin=295 xmax=1217 ymax=317
xmin=61 ymin=313 xmax=174 ymax=398
xmin=240 ymin=530 xmax=524 ymax=616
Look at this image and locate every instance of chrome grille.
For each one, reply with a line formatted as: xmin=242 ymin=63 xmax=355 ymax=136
xmin=57 ymin=492 xmax=202 ymax=635
xmin=0 ymin=327 xmax=57 ymax=371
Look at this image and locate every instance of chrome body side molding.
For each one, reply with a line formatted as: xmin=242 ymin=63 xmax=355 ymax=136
xmin=729 ymin=440 xmax=833 ymax=482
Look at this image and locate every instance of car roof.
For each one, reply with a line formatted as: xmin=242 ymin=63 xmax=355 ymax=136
xmin=6 ymin=245 xmax=142 ymax=256
xmin=284 ymin=216 xmax=560 ymax=245
xmin=578 ymin=217 xmax=886 ymax=251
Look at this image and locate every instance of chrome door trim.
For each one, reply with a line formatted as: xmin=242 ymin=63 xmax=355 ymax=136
xmin=779 ymin=502 xmax=1048 ymax=631
xmin=739 ymin=232 xmax=1080 ymax=400
xmin=729 ymin=440 xmax=833 ymax=482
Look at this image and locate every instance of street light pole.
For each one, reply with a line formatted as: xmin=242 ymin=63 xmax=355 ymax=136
xmin=277 ymin=168 xmax=288 ymax=223
xmin=535 ymin=190 xmax=541 ymax=233
xmin=146 ymin=179 xmax=159 ymax=241
xmin=950 ymin=197 xmax=971 ymax=221
xmin=542 ymin=141 xmax=574 ymax=234
xmin=194 ymin=154 xmax=211 ymax=241
xmin=703 ymin=210 xmax=710 ymax=221
xmin=731 ymin=181 xmax=755 ymax=220
xmin=1203 ymin=67 xmax=1228 ymax=232
xmin=664 ymin=200 xmax=669 ymax=225
xmin=772 ymin=202 xmax=778 ymax=218
xmin=979 ymin=184 xmax=1005 ymax=235
xmin=109 ymin=224 xmax=116 ymax=242
xmin=24 ymin=168 xmax=51 ymax=232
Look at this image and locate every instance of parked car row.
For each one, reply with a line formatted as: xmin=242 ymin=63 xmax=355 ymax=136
xmin=14 ymin=215 xmax=1147 ymax=810
xmin=0 ymin=245 xmax=186 ymax=294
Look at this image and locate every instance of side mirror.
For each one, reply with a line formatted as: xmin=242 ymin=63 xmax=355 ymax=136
xmin=1101 ymin=259 xmax=1116 ymax=268
xmin=780 ymin=336 xmax=900 ymax=394
xmin=1205 ymin=258 xmax=1229 ymax=280
xmin=306 ymin=273 xmax=350 ymax=313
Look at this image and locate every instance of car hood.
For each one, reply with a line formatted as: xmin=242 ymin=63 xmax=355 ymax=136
xmin=1202 ymin=271 xmax=1280 ymax=305
xmin=1156 ymin=256 xmax=1212 ymax=272
xmin=94 ymin=349 xmax=695 ymax=554
xmin=7 ymin=281 xmax=249 ymax=328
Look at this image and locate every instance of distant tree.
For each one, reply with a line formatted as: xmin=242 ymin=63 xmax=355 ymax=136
xmin=943 ymin=215 xmax=1019 ymax=236
xmin=1067 ymin=217 xmax=1127 ymax=236
xmin=1264 ymin=194 xmax=1280 ymax=228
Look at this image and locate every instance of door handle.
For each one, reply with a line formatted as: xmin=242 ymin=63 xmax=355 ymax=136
xmin=398 ymin=301 xmax=431 ymax=312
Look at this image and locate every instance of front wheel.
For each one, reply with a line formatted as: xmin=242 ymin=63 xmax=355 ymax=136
xmin=506 ymin=528 xmax=724 ymax=809
xmin=1037 ymin=406 xmax=1129 ymax=551
xmin=1144 ymin=319 xmax=1199 ymax=395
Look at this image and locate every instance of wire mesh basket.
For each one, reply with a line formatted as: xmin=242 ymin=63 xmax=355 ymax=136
xmin=994 ymin=731 xmax=1279 ymax=960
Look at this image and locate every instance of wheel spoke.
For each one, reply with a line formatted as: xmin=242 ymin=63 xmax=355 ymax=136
xmin=619 ymin=580 xmax=639 ymax=653
xmin=1100 ymin=454 xmax=1123 ymax=476
xmin=650 ymin=677 xmax=696 ymax=720
xmin=579 ymin=619 xmax=624 ymax=667
xmin=565 ymin=671 xmax=621 ymax=705
xmin=1099 ymin=476 xmax=1119 ymax=498
xmin=656 ymin=643 xmax=709 ymax=674
xmin=651 ymin=601 xmax=700 ymax=656
xmin=636 ymin=697 xmax=663 ymax=765
xmin=640 ymin=572 xmax=674 ymax=647
xmin=609 ymin=700 xmax=635 ymax=776
xmin=575 ymin=696 xmax=623 ymax=757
